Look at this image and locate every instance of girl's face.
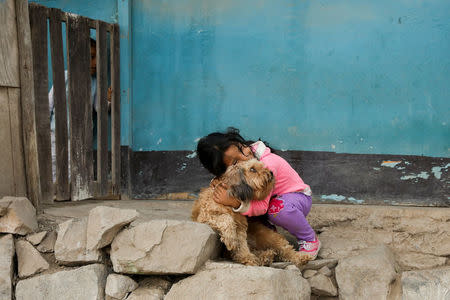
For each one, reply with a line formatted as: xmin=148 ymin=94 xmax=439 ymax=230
xmin=223 ymin=144 xmax=254 ymax=167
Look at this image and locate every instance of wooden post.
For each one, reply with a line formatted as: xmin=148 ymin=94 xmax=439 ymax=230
xmin=96 ymin=20 xmax=108 ymax=196
xmin=29 ymin=4 xmax=53 ymax=204
xmin=15 ymin=0 xmax=41 ymax=208
xmin=49 ymin=8 xmax=70 ymax=201
xmin=111 ymin=24 xmax=121 ymax=195
xmin=67 ymin=15 xmax=92 ymax=201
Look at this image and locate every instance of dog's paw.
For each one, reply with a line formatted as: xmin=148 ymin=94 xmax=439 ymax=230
xmin=292 ymin=253 xmax=310 ymax=267
xmin=255 ymin=249 xmax=276 ymax=266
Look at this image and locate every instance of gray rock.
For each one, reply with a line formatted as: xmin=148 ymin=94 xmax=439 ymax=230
xmin=16 ymin=240 xmax=49 ymax=278
xmin=126 ymin=277 xmax=171 ymax=300
xmin=36 ymin=230 xmax=56 ymax=253
xmin=318 ymin=266 xmax=333 ymax=277
xmin=55 ymin=218 xmax=102 ymax=265
xmin=165 ymin=262 xmax=311 ymax=300
xmin=110 ymin=220 xmax=220 ymax=275
xmin=308 ymin=273 xmax=338 ymax=296
xmin=105 ymin=274 xmax=138 ymax=299
xmin=335 ymin=245 xmax=397 ymax=300
xmin=15 ymin=264 xmax=107 ymax=300
xmin=303 ymin=269 xmax=318 ymax=279
xmin=0 ymin=197 xmax=37 ymax=235
xmin=401 ymin=266 xmax=450 ymax=300
xmin=395 ymin=251 xmax=447 ymax=271
xmin=0 ymin=234 xmax=14 ymax=300
xmin=86 ymin=206 xmax=139 ymax=250
xmin=300 ymin=258 xmax=338 ymax=271
xmin=26 ymin=231 xmax=47 ymax=246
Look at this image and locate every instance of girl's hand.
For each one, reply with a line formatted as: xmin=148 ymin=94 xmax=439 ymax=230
xmin=213 ymin=183 xmax=241 ymax=209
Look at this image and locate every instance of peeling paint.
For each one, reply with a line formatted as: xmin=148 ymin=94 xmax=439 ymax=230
xmin=381 ymin=160 xmax=402 ymax=168
xmin=321 ymin=194 xmax=346 ymax=201
xmin=373 ymin=167 xmax=381 ymax=171
xmin=431 ymin=163 xmax=450 ymax=179
xmin=401 ymin=171 xmax=430 ymax=180
xmin=348 ymin=197 xmax=364 ymax=204
xmin=157 ymin=138 xmax=162 ymax=145
xmin=186 ymin=151 xmax=197 ymax=158
xmin=180 ymin=163 xmax=187 ymax=170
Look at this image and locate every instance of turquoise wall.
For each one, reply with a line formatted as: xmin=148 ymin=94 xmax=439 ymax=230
xmin=32 ymin=0 xmax=450 ymax=157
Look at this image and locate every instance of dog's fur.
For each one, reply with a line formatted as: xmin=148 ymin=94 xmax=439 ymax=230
xmin=192 ymin=159 xmax=310 ymax=267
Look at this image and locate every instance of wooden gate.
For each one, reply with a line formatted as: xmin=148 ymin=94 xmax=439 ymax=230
xmin=28 ymin=3 xmax=120 ymax=202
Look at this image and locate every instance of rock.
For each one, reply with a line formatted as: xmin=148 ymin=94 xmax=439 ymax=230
xmin=395 ymin=251 xmax=447 ymax=271
xmin=335 ymin=245 xmax=397 ymax=300
xmin=319 ymin=228 xmax=393 ymax=259
xmin=126 ymin=277 xmax=171 ymax=300
xmin=393 ymin=231 xmax=450 ymax=257
xmin=303 ymin=269 xmax=318 ymax=279
xmin=165 ymin=262 xmax=310 ymax=300
xmin=300 ymin=258 xmax=338 ymax=271
xmin=0 ymin=197 xmax=37 ymax=235
xmin=0 ymin=202 xmax=8 ymax=216
xmin=15 ymin=264 xmax=107 ymax=300
xmin=26 ymin=231 xmax=47 ymax=245
xmin=308 ymin=273 xmax=338 ymax=297
xmin=36 ymin=230 xmax=56 ymax=253
xmin=0 ymin=234 xmax=14 ymax=300
xmin=401 ymin=266 xmax=450 ymax=300
xmin=110 ymin=220 xmax=220 ymax=275
xmin=16 ymin=240 xmax=49 ymax=278
xmin=86 ymin=206 xmax=139 ymax=250
xmin=318 ymin=266 xmax=333 ymax=277
xmin=54 ymin=218 xmax=102 ymax=265
xmin=105 ymin=274 xmax=138 ymax=299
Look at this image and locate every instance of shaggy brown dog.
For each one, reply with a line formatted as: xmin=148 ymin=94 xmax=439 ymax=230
xmin=192 ymin=159 xmax=310 ymax=267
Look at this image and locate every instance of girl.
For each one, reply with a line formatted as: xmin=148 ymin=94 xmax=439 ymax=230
xmin=197 ymin=128 xmax=320 ymax=260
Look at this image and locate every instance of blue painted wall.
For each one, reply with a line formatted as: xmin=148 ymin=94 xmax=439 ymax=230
xmin=32 ymin=0 xmax=450 ymax=157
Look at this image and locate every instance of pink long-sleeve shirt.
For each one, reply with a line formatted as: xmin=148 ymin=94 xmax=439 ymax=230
xmin=234 ymin=141 xmax=311 ymax=217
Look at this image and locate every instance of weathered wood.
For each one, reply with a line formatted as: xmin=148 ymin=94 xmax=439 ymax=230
xmin=67 ymin=15 xmax=93 ymax=201
xmin=0 ymin=88 xmax=15 ymax=196
xmin=96 ymin=20 xmax=109 ymax=196
xmin=29 ymin=4 xmax=54 ymax=204
xmin=111 ymin=24 xmax=121 ymax=195
xmin=7 ymin=88 xmax=27 ymax=196
xmin=49 ymin=8 xmax=70 ymax=201
xmin=0 ymin=0 xmax=20 ymax=87
xmin=15 ymin=0 xmax=41 ymax=208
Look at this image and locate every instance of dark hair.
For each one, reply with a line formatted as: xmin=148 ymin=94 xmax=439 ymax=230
xmin=197 ymin=127 xmax=256 ymax=177
xmin=90 ymin=38 xmax=96 ymax=48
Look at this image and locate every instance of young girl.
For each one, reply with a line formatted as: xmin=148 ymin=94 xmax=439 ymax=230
xmin=197 ymin=128 xmax=320 ymax=260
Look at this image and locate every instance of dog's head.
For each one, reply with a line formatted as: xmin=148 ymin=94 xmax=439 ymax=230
xmin=222 ymin=159 xmax=275 ymax=202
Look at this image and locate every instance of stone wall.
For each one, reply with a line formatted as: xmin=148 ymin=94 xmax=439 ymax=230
xmin=1 ymin=196 xmax=449 ymax=299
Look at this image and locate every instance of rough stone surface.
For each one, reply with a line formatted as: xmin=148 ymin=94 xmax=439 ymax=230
xmin=300 ymin=258 xmax=338 ymax=271
xmin=0 ymin=234 xmax=14 ymax=300
xmin=105 ymin=274 xmax=138 ymax=300
xmin=401 ymin=266 xmax=450 ymax=300
xmin=395 ymin=251 xmax=447 ymax=271
xmin=303 ymin=269 xmax=318 ymax=279
xmin=110 ymin=220 xmax=220 ymax=275
xmin=318 ymin=266 xmax=333 ymax=277
xmin=0 ymin=203 xmax=7 ymax=217
xmin=86 ymin=206 xmax=139 ymax=250
xmin=308 ymin=273 xmax=338 ymax=297
xmin=36 ymin=231 xmax=56 ymax=253
xmin=126 ymin=277 xmax=171 ymax=300
xmin=335 ymin=245 xmax=397 ymax=300
xmin=0 ymin=197 xmax=37 ymax=235
xmin=26 ymin=231 xmax=47 ymax=246
xmin=15 ymin=264 xmax=107 ymax=300
xmin=309 ymin=205 xmax=450 ymax=258
xmin=16 ymin=240 xmax=49 ymax=278
xmin=166 ymin=261 xmax=310 ymax=299
xmin=54 ymin=218 xmax=102 ymax=265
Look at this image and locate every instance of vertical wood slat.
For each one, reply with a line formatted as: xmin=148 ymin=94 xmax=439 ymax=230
xmin=29 ymin=4 xmax=53 ymax=204
xmin=67 ymin=15 xmax=92 ymax=201
xmin=49 ymin=8 xmax=70 ymax=201
xmin=111 ymin=24 xmax=121 ymax=195
xmin=7 ymin=88 xmax=27 ymax=196
xmin=96 ymin=21 xmax=108 ymax=196
xmin=15 ymin=0 xmax=41 ymax=208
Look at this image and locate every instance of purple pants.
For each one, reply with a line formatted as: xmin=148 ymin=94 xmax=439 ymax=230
xmin=267 ymin=192 xmax=315 ymax=242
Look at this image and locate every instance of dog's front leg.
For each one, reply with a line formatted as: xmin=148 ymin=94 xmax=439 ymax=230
xmin=206 ymin=214 xmax=241 ymax=252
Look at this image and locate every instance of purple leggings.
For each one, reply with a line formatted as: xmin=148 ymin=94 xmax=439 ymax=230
xmin=267 ymin=192 xmax=315 ymax=242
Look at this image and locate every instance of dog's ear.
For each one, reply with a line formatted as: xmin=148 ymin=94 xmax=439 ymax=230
xmin=229 ymin=171 xmax=254 ymax=201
